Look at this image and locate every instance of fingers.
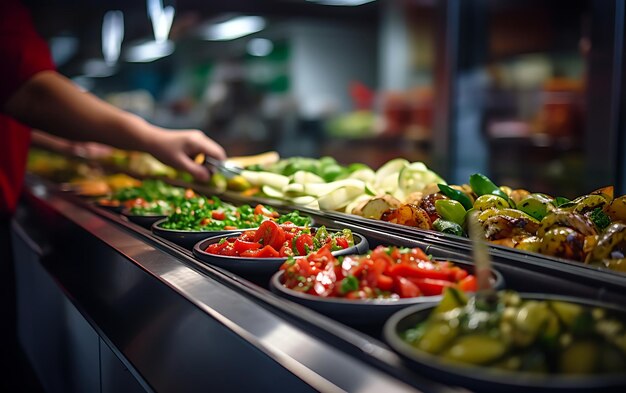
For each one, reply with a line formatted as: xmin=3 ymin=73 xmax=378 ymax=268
xmin=179 ymin=130 xmax=226 ymax=182
xmin=148 ymin=128 xmax=227 ymax=182
xmin=176 ymin=152 xmax=211 ymax=182
xmin=185 ymin=130 xmax=227 ymax=161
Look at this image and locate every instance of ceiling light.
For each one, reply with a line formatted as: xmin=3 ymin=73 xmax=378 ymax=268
xmin=202 ymin=16 xmax=265 ymax=41
xmin=306 ymin=0 xmax=376 ymax=5
xmin=125 ymin=40 xmax=174 ymax=62
xmin=247 ymin=38 xmax=273 ymax=57
xmin=102 ymin=10 xmax=124 ymax=65
xmin=147 ymin=0 xmax=174 ymax=43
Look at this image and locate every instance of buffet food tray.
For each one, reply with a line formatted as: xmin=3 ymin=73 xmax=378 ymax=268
xmin=31 ymin=174 xmax=626 ymax=392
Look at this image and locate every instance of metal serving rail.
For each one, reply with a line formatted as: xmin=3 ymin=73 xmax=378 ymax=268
xmin=13 ymin=175 xmax=458 ymax=393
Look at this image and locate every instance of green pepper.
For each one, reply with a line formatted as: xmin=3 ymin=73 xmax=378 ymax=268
xmin=554 ymin=196 xmax=571 ymax=207
xmin=433 ymin=218 xmax=465 ymax=236
xmin=437 ymin=184 xmax=473 ymax=210
xmin=340 ymin=275 xmax=359 ymax=294
xmin=435 ymin=199 xmax=466 ymax=225
xmin=469 ymin=173 xmax=513 ymax=207
xmin=517 ymin=194 xmax=554 ymax=221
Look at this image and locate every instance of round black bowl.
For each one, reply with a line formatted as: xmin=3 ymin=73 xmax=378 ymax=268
xmin=122 ymin=209 xmax=168 ymax=229
xmin=94 ymin=200 xmax=124 ymax=213
xmin=152 ymin=218 xmax=247 ymax=249
xmin=383 ymin=293 xmax=626 ymax=393
xmin=192 ymin=229 xmax=369 ymax=277
xmin=270 ymin=258 xmax=504 ymax=325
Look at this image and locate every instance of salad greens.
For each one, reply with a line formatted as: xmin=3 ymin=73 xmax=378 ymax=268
xmin=159 ymin=196 xmax=312 ymax=231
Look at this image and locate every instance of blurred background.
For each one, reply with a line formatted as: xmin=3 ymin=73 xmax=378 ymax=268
xmin=24 ymin=0 xmax=626 ymax=197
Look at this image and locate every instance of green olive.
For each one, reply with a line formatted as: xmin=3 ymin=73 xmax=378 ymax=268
xmin=415 ymin=320 xmax=459 ymax=354
xmin=442 ymin=335 xmax=507 ymax=365
xmin=559 ymin=341 xmax=598 ymax=374
xmin=512 ymin=301 xmax=550 ymax=347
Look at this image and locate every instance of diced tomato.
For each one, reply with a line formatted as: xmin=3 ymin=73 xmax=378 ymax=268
xmin=395 ymin=276 xmax=421 ymax=298
xmin=240 ymin=246 xmax=280 ymax=258
xmin=254 ymin=204 xmax=280 ymax=218
xmin=335 ymin=237 xmax=349 ymax=249
xmin=408 ymin=278 xmax=454 ymax=296
xmin=307 ymin=243 xmax=333 ymax=264
xmin=254 ymin=220 xmax=285 ymax=250
xmin=206 ymin=241 xmax=229 ymax=254
xmin=345 ymin=290 xmax=366 ymax=300
xmin=254 ymin=245 xmax=280 ymax=258
xmin=458 ymin=275 xmax=477 ymax=292
xmin=409 ymin=247 xmax=430 ymax=261
xmin=376 ymin=274 xmax=394 ymax=291
xmin=295 ymin=234 xmax=314 ymax=256
xmin=211 ymin=211 xmax=226 ymax=220
xmin=452 ymin=267 xmax=469 ymax=281
xmin=233 ymin=239 xmax=261 ymax=254
xmin=217 ymin=244 xmax=238 ymax=256
xmin=387 ymin=263 xmax=451 ymax=280
xmin=279 ymin=244 xmax=294 ymax=257
xmin=200 ymin=218 xmax=211 ymax=226
xmin=370 ymin=246 xmax=394 ymax=264
xmin=365 ymin=258 xmax=387 ymax=287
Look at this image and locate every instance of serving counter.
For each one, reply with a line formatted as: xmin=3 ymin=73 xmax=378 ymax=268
xmin=12 ymin=175 xmax=626 ymax=392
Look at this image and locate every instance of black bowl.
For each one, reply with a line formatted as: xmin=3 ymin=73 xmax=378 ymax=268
xmin=192 ymin=229 xmax=369 ymax=277
xmin=383 ymin=294 xmax=626 ymax=393
xmin=152 ymin=218 xmax=247 ymax=249
xmin=121 ymin=209 xmax=168 ymax=229
xmin=270 ymin=258 xmax=504 ymax=325
xmin=94 ymin=200 xmax=124 ymax=213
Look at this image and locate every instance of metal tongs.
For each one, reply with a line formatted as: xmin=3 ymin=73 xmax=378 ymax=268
xmin=467 ymin=212 xmax=497 ymax=306
xmin=203 ymin=156 xmax=243 ymax=178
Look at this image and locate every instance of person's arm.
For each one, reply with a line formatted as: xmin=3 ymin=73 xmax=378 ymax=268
xmin=30 ymin=130 xmax=113 ymax=159
xmin=3 ymin=71 xmax=226 ymax=181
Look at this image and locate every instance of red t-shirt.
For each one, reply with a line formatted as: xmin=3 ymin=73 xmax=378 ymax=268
xmin=0 ymin=0 xmax=55 ymax=216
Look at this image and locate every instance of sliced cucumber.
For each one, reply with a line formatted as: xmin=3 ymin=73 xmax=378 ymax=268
xmin=290 ymin=195 xmax=318 ymax=206
xmin=241 ymin=170 xmax=289 ymax=190
xmin=262 ymin=185 xmax=284 ymax=199
xmin=374 ymin=158 xmax=409 ymax=193
xmin=348 ymin=168 xmax=376 ymax=183
xmin=398 ymin=162 xmax=447 ymax=195
xmin=290 ymin=170 xmax=324 ymax=185
xmin=303 ymin=179 xmax=365 ymax=197
xmin=317 ymin=186 xmax=365 ymax=211
xmin=282 ymin=183 xmax=305 ymax=196
xmin=364 ymin=182 xmax=378 ymax=196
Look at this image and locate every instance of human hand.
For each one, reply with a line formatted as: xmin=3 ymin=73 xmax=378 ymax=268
xmin=70 ymin=142 xmax=113 ymax=159
xmin=148 ymin=128 xmax=226 ymax=182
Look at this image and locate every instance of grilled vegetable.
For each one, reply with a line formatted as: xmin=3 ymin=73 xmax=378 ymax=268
xmin=438 ymin=184 xmax=473 ymax=210
xmin=469 ymin=173 xmax=514 ymax=207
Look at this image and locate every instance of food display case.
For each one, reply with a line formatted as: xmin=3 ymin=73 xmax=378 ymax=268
xmin=13 ymin=170 xmax=626 ymax=393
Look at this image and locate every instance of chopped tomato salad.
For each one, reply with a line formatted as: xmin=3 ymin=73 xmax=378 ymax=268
xmin=279 ymin=245 xmax=477 ymax=299
xmin=205 ymin=224 xmax=354 ymax=258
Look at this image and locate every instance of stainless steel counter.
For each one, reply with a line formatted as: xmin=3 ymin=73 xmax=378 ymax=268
xmin=12 ymin=176 xmax=456 ymax=393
